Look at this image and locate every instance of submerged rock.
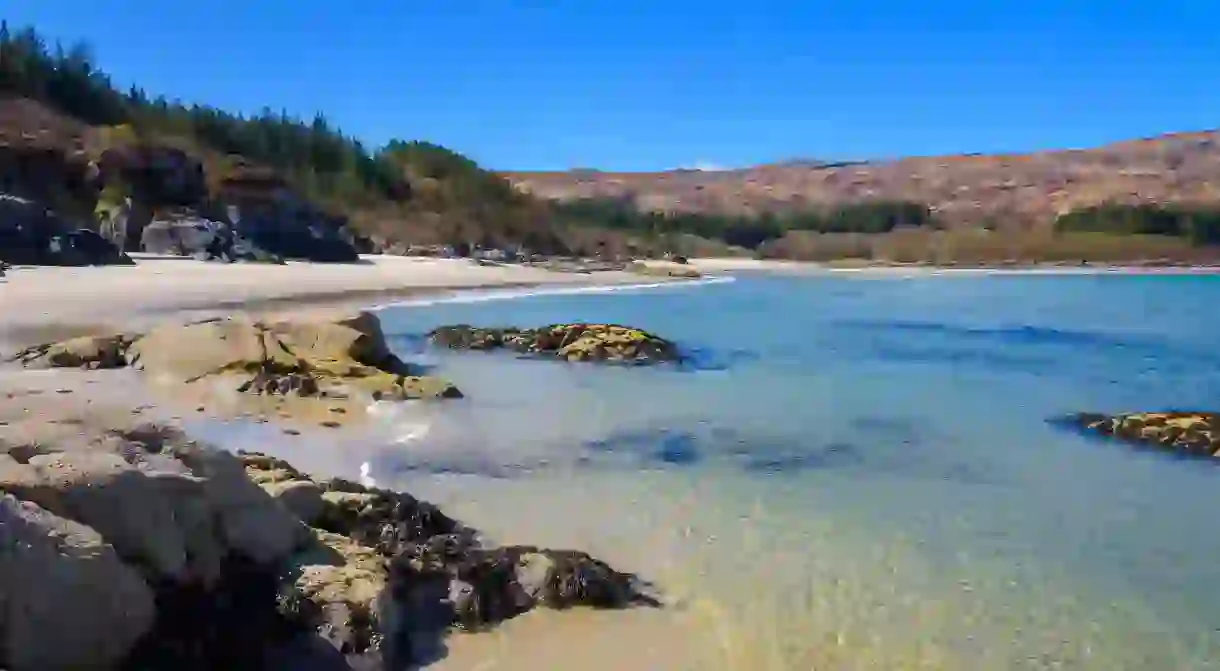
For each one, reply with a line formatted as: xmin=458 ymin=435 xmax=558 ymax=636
xmin=1060 ymin=411 xmax=1220 ymax=457
xmin=428 ymin=323 xmax=683 ymax=364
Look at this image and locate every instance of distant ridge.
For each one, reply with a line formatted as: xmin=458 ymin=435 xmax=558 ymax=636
xmin=503 ymin=129 xmax=1220 ymax=230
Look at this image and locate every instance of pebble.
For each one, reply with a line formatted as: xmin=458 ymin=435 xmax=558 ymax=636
xmin=320 ymin=421 xmax=341 ymax=429
xmin=283 ymin=428 xmax=301 ymax=436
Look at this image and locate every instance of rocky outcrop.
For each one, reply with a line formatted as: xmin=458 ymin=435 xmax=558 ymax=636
xmin=139 ymin=210 xmax=283 ymax=263
xmin=0 ymin=192 xmax=133 ymax=266
xmin=7 ymin=312 xmax=464 ymax=408
xmin=1062 ymin=411 xmax=1220 ymax=457
xmin=0 ymin=422 xmax=660 ymax=670
xmin=241 ymin=453 xmax=659 ymax=655
xmin=0 ymin=493 xmax=157 ymax=671
xmin=628 ymin=259 xmax=702 ymax=278
xmin=429 ymin=323 xmax=684 ymax=364
xmin=226 ymin=199 xmax=361 ymax=263
xmin=7 ymin=333 xmax=137 ymax=370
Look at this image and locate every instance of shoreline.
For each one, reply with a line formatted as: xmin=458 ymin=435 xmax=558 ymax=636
xmin=690 ymin=256 xmax=1220 ymax=275
xmin=0 ymin=254 xmax=694 ymax=348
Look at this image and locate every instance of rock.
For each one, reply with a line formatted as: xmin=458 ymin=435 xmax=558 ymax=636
xmin=0 ymin=192 xmax=134 ymax=266
xmin=169 ymin=443 xmax=310 ymax=567
xmin=127 ymin=318 xmax=296 ymax=382
xmin=96 ymin=142 xmax=209 ymax=209
xmin=126 ymin=313 xmax=463 ymax=401
xmin=139 ymin=210 xmax=284 ymax=263
xmin=0 ymin=493 xmax=156 ymax=671
xmin=628 ymin=259 xmax=702 ymax=278
xmin=6 ymin=451 xmax=207 ymax=581
xmin=7 ymin=333 xmax=135 ymax=370
xmin=226 ymin=197 xmax=361 ymax=263
xmin=1059 ymin=411 xmax=1220 ymax=457
xmin=281 ymin=529 xmax=390 ymax=659
xmin=139 ymin=212 xmax=223 ymax=257
xmin=96 ymin=196 xmax=149 ymax=254
xmin=428 ymin=323 xmax=683 ymax=365
xmin=264 ymin=480 xmax=326 ymax=525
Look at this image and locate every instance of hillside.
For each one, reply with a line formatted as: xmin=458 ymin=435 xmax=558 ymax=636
xmin=505 ymin=132 xmax=1220 ymax=231
xmin=0 ymin=22 xmax=582 ymax=265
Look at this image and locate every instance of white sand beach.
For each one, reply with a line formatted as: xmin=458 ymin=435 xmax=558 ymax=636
xmin=0 ymin=254 xmax=677 ymax=343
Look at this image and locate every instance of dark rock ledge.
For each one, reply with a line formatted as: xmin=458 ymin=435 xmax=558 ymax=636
xmin=0 ymin=422 xmax=659 ymax=671
xmin=428 ymin=323 xmax=683 ymax=364
xmin=1058 ymin=411 xmax=1220 ymax=458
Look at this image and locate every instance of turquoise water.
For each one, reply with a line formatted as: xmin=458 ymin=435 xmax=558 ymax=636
xmin=368 ymin=273 xmax=1220 ymax=669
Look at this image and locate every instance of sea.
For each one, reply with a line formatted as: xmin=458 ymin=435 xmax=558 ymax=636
xmin=236 ymin=271 xmax=1220 ymax=669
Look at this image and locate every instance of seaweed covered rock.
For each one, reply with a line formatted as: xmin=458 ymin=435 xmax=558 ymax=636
xmin=0 ymin=418 xmax=660 ymax=670
xmin=7 ymin=311 xmax=464 ymax=403
xmin=1061 ymin=411 xmax=1220 ymax=457
xmin=7 ymin=333 xmax=137 ymax=370
xmin=240 ymin=452 xmax=659 ymax=650
xmin=428 ymin=323 xmax=683 ymax=364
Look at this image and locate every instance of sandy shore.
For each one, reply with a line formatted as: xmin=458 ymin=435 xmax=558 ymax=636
xmin=0 ymin=254 xmax=679 ymax=346
xmin=0 ymin=254 xmax=726 ymax=670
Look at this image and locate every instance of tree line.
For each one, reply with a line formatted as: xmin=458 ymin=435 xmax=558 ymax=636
xmin=0 ymin=21 xmax=550 ymax=234
xmin=1055 ymin=203 xmax=1220 ymax=247
xmin=551 ymin=197 xmax=940 ymax=249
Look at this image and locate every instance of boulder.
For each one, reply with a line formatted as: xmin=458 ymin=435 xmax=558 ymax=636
xmin=7 ymin=333 xmax=136 ymax=370
xmin=628 ymin=259 xmax=701 ymax=278
xmin=129 ymin=314 xmax=463 ymax=400
xmin=1061 ymin=411 xmax=1220 ymax=457
xmin=0 ymin=418 xmax=662 ymax=670
xmin=168 ymin=443 xmax=310 ymax=567
xmin=0 ymin=193 xmax=133 ymax=266
xmin=139 ymin=212 xmax=224 ymax=257
xmin=428 ymin=323 xmax=683 ymax=364
xmin=138 ymin=210 xmax=283 ymax=263
xmin=228 ymin=199 xmax=360 ymax=263
xmin=0 ymin=493 xmax=156 ymax=671
xmin=241 ymin=451 xmax=660 ymax=655
xmin=10 ymin=313 xmax=464 ymax=412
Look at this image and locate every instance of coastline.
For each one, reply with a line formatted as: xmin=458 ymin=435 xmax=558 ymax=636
xmin=5 ymin=257 xmax=1217 ymax=669
xmin=690 ymin=256 xmax=1220 ymax=276
xmin=0 ymin=254 xmax=691 ymax=348
xmin=0 ymin=260 xmax=725 ymax=670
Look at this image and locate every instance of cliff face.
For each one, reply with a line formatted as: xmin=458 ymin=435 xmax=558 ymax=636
xmin=0 ymin=97 xmax=363 ymax=263
xmin=504 ymin=131 xmax=1220 ymax=232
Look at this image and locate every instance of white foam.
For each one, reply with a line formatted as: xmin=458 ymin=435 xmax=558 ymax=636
xmin=369 ymin=275 xmax=735 ymax=311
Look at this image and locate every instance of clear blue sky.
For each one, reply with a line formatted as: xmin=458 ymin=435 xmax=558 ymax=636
xmin=6 ymin=2 xmax=1219 ymax=171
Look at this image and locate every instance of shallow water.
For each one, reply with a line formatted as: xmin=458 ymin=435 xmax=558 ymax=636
xmin=278 ymin=274 xmax=1220 ymax=668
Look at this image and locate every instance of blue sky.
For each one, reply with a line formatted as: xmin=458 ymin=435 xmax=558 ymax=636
xmin=6 ymin=2 xmax=1219 ymax=171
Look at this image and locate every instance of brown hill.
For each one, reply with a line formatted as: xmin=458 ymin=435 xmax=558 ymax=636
xmin=504 ymin=131 xmax=1220 ymax=233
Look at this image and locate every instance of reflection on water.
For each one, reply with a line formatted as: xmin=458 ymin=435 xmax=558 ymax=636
xmin=230 ymin=274 xmax=1220 ymax=668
